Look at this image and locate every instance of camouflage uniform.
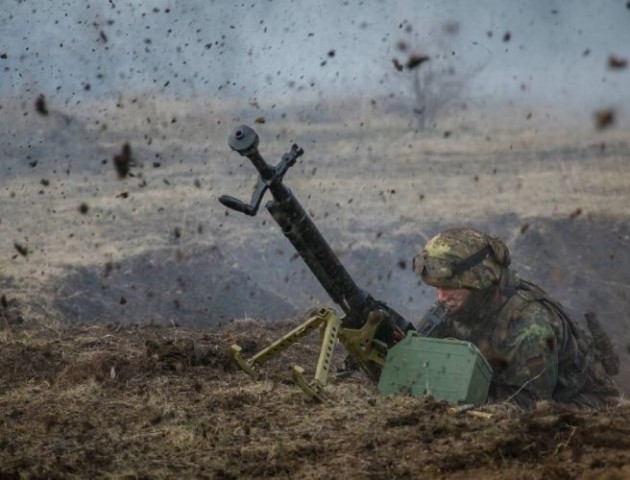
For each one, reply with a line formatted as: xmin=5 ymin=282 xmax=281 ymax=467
xmin=414 ymin=227 xmax=620 ymax=409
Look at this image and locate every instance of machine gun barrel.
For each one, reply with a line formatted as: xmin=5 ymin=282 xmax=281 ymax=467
xmin=220 ymin=125 xmax=413 ymax=346
xmin=266 ymin=190 xmax=368 ymax=326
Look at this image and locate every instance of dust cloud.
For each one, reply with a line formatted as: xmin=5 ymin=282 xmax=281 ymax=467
xmin=3 ymin=1 xmax=629 ymax=109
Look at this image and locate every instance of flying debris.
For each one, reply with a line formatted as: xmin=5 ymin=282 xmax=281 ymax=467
xmin=35 ymin=94 xmax=49 ymax=116
xmin=594 ymin=109 xmax=615 ymax=130
xmin=113 ymin=143 xmax=136 ymax=179
xmin=607 ymin=55 xmax=628 ymax=70
xmin=13 ymin=242 xmax=28 ymax=257
xmin=406 ymin=54 xmax=430 ymax=70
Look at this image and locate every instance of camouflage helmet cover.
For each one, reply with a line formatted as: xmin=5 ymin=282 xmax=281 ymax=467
xmin=413 ymin=227 xmax=511 ymax=289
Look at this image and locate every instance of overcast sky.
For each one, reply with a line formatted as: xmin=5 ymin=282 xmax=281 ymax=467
xmin=1 ymin=0 xmax=628 ymax=109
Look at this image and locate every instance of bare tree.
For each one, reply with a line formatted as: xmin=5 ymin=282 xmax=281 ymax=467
xmin=394 ymin=21 xmax=486 ymax=130
xmin=411 ymin=58 xmax=481 ymax=130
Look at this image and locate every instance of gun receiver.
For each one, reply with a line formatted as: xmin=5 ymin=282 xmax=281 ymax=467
xmin=220 ymin=125 xmax=414 ymax=398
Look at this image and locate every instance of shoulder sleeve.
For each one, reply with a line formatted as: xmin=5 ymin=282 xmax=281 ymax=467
xmin=493 ymin=301 xmax=560 ymax=406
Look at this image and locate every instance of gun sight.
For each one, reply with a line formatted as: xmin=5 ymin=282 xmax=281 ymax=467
xmin=220 ymin=125 xmax=302 ymax=216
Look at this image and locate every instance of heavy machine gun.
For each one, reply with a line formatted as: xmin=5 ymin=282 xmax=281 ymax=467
xmin=220 ymin=125 xmax=415 ymax=401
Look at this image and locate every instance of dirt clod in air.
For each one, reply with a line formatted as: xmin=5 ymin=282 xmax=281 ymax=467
xmin=113 ymin=143 xmax=135 ymax=179
xmin=35 ymin=94 xmax=49 ymax=116
xmin=594 ymin=109 xmax=615 ymax=130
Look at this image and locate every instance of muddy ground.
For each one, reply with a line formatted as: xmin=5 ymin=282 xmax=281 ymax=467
xmin=0 ymin=319 xmax=629 ymax=479
xmin=1 ymin=97 xmax=629 ymax=477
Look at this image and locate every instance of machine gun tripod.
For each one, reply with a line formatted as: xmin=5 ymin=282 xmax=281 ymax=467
xmin=220 ymin=125 xmax=414 ymax=401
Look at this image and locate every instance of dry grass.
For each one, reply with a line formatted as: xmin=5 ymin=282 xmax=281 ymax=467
xmin=1 ymin=319 xmax=629 ymax=478
xmin=3 ymin=98 xmax=629 ymax=286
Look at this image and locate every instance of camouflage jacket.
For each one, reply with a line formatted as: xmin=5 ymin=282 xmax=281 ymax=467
xmin=418 ymin=270 xmax=620 ymax=408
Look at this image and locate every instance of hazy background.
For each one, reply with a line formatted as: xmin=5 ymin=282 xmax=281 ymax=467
xmin=2 ymin=0 xmax=629 ymax=113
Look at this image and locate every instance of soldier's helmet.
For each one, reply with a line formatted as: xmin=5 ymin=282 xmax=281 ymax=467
xmin=413 ymin=227 xmax=511 ymax=289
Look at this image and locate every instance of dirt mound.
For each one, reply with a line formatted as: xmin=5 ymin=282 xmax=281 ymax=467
xmin=1 ymin=320 xmax=629 ymax=479
xmin=52 ymin=245 xmax=298 ymax=327
xmin=44 ymin=211 xmax=630 ymax=394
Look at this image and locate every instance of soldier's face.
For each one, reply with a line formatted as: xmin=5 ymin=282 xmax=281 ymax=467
xmin=435 ymin=287 xmax=471 ymax=313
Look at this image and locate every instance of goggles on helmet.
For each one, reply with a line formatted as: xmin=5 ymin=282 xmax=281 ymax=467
xmin=413 ymin=244 xmax=492 ymax=280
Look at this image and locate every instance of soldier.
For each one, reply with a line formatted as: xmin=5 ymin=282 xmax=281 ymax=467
xmin=413 ymin=227 xmax=621 ymax=408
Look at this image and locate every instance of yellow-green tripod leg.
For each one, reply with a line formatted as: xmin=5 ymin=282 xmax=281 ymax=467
xmin=230 ymin=308 xmax=341 ymax=401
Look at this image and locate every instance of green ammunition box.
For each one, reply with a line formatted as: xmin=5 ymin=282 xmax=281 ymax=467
xmin=377 ymin=334 xmax=492 ymax=405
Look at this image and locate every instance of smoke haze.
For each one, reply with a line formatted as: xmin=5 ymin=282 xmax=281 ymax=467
xmin=2 ymin=0 xmax=628 ymax=114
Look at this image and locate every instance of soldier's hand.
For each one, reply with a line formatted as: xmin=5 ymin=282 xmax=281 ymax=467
xmin=367 ymin=309 xmax=388 ymax=325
